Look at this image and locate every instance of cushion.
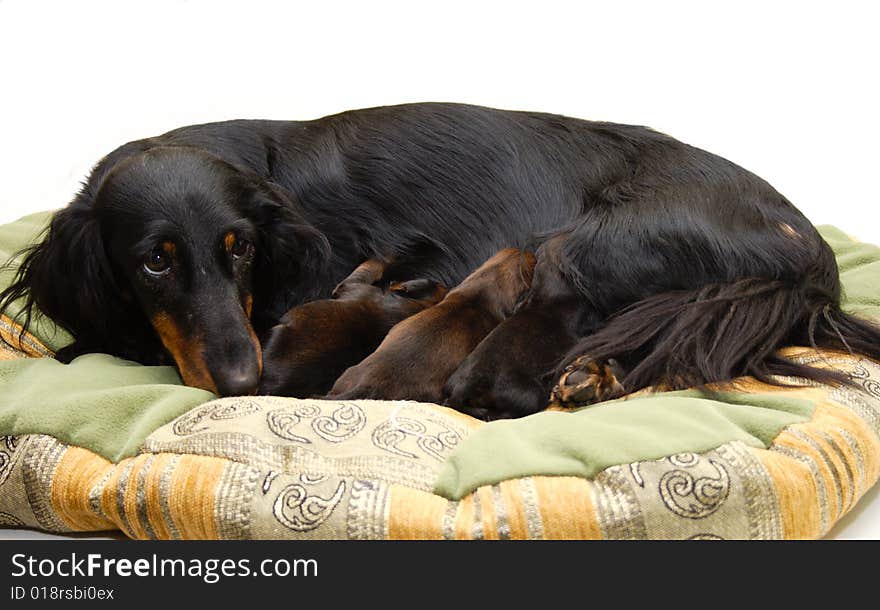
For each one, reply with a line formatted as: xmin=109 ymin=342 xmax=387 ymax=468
xmin=0 ymin=212 xmax=878 ymax=539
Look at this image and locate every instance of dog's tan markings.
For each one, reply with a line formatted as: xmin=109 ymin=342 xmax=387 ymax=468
xmin=223 ymin=232 xmax=236 ymax=252
xmin=247 ymin=322 xmax=263 ymax=378
xmin=242 ymin=295 xmax=262 ymax=379
xmin=550 ymin=356 xmax=625 ymax=407
xmin=239 ymin=294 xmax=262 ymax=378
xmin=150 ymin=312 xmax=218 ymax=394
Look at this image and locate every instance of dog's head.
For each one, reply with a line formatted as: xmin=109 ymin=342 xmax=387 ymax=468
xmin=2 ymin=146 xmax=329 ymax=396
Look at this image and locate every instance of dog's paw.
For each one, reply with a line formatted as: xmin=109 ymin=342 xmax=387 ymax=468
xmin=550 ymin=356 xmax=625 ymax=407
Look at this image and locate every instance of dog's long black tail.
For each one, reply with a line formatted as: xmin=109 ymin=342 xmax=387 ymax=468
xmin=559 ymin=265 xmax=880 ymax=393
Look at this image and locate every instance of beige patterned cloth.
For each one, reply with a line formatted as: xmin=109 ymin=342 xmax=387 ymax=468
xmin=1 ymin=352 xmax=879 ymax=539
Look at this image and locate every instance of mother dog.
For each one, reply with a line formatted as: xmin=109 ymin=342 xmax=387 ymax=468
xmin=2 ymin=103 xmax=878 ymax=416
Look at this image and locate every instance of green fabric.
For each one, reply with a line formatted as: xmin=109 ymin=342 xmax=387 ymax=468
xmin=0 ymin=354 xmax=214 ymax=462
xmin=434 ymin=391 xmax=813 ymax=500
xmin=818 ymin=225 xmax=880 ymax=319
xmin=434 ymin=226 xmax=880 ymax=500
xmin=0 ymin=211 xmax=72 ymax=351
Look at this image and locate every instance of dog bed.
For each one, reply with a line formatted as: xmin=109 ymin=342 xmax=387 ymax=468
xmin=1 ymin=212 xmax=879 ymax=539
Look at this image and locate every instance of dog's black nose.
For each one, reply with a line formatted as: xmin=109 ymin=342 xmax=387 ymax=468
xmin=215 ymin=365 xmax=261 ymax=397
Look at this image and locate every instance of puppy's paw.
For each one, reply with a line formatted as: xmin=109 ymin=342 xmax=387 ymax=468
xmin=550 ymin=356 xmax=625 ymax=407
xmin=325 ymin=381 xmax=369 ymax=401
xmin=326 ymin=372 xmax=386 ymax=401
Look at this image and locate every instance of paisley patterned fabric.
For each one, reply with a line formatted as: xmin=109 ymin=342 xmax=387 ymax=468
xmin=1 ymin=317 xmax=878 ymax=539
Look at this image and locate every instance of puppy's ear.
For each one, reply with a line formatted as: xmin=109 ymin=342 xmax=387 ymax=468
xmin=240 ymin=182 xmax=331 ymax=327
xmin=0 ymin=198 xmax=122 ymax=360
xmin=388 ymin=278 xmax=448 ymax=302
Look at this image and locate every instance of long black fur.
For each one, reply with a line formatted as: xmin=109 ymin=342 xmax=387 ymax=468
xmin=1 ymin=103 xmax=878 ymax=408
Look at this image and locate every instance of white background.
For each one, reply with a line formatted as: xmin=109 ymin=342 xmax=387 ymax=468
xmin=0 ymin=1 xmax=878 ymax=538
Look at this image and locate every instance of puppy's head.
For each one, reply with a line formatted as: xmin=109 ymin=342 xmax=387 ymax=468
xmin=1 ymin=146 xmax=329 ymax=396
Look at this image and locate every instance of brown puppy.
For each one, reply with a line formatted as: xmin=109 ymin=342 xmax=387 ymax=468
xmin=443 ymin=247 xmax=583 ymax=420
xmin=258 ymin=259 xmax=447 ymax=397
xmin=327 ymin=248 xmax=536 ymax=403
xmin=443 ymin=235 xmax=596 ymax=420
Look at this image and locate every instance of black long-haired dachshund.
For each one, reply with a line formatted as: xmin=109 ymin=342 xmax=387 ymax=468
xmin=2 ymin=103 xmax=879 ymax=417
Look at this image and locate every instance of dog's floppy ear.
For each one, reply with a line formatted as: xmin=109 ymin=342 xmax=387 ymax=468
xmin=0 ymin=196 xmax=123 ymax=360
xmin=239 ymin=181 xmax=331 ymax=328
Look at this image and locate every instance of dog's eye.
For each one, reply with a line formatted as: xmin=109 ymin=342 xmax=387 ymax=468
xmin=230 ymin=237 xmax=252 ymax=259
xmin=144 ymin=247 xmax=171 ymax=275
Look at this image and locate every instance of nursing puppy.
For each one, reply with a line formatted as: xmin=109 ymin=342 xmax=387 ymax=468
xmin=327 ymin=248 xmax=536 ymax=403
xmin=442 ymin=237 xmax=593 ymax=420
xmin=259 ymin=259 xmax=447 ymax=397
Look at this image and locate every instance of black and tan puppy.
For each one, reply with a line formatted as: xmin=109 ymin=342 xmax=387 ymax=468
xmin=327 ymin=248 xmax=536 ymax=403
xmin=259 ymin=259 xmax=446 ymax=397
